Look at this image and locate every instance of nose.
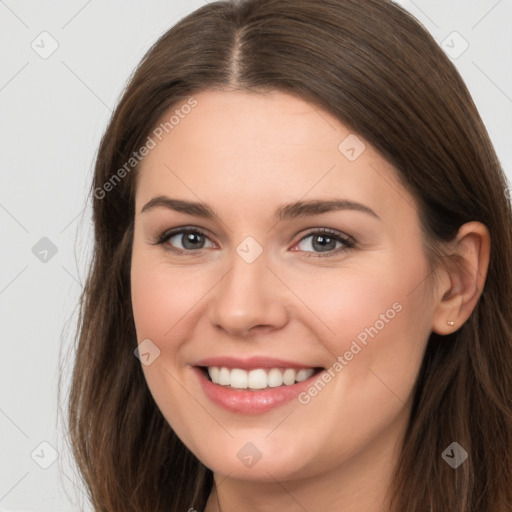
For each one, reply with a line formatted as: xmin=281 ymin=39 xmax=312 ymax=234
xmin=207 ymin=248 xmax=289 ymax=338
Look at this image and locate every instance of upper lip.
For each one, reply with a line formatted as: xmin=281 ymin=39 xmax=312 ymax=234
xmin=192 ymin=356 xmax=322 ymax=370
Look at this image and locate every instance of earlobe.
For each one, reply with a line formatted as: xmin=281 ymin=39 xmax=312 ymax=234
xmin=432 ymin=221 xmax=490 ymax=335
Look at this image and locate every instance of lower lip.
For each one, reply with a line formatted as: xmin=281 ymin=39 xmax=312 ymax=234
xmin=193 ymin=367 xmax=320 ymax=414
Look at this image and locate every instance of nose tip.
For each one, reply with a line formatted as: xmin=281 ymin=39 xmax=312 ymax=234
xmin=207 ymin=253 xmax=288 ymax=338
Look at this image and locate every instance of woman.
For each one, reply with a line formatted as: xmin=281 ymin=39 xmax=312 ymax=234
xmin=68 ymin=0 xmax=512 ymax=510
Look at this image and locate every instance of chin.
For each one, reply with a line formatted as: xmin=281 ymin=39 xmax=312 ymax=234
xmin=186 ymin=433 xmax=329 ymax=483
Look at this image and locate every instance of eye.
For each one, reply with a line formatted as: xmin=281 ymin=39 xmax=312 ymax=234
xmin=154 ymin=226 xmax=355 ymax=257
xmin=156 ymin=228 xmax=216 ymax=254
xmin=294 ymin=228 xmax=355 ymax=256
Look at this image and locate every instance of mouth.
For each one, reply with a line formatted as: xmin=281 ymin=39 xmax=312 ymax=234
xmin=199 ymin=366 xmax=324 ymax=390
xmin=191 ymin=357 xmax=326 ymax=414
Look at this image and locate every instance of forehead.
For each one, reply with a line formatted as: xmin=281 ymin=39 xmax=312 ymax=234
xmin=135 ymin=89 xmax=416 ymax=224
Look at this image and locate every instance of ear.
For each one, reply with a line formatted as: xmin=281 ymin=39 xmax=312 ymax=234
xmin=432 ymin=221 xmax=490 ymax=335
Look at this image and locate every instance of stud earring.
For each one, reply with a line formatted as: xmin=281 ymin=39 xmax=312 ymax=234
xmin=447 ymin=321 xmax=455 ymax=326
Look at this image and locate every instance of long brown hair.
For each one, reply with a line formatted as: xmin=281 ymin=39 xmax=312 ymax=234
xmin=66 ymin=0 xmax=512 ymax=510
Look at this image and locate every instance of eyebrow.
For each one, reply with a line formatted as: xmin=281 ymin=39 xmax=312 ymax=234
xmin=140 ymin=196 xmax=380 ymax=221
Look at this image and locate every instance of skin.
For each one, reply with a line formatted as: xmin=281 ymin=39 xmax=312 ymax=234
xmin=130 ymin=89 xmax=490 ymax=512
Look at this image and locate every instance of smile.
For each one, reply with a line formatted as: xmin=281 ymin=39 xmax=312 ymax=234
xmin=192 ymin=357 xmax=325 ymax=414
xmin=205 ymin=366 xmax=317 ymax=389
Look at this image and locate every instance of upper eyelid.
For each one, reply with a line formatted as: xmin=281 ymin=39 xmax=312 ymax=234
xmin=157 ymin=226 xmax=212 ymax=242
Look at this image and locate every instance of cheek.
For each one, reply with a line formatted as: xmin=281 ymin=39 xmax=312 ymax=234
xmin=130 ymin=250 xmax=214 ymax=450
xmin=130 ymin=252 xmax=213 ymax=342
xmin=277 ymin=261 xmax=409 ymax=350
xmin=282 ymin=255 xmax=432 ymax=395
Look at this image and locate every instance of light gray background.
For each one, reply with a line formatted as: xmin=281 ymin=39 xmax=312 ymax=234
xmin=1 ymin=1 xmax=511 ymax=511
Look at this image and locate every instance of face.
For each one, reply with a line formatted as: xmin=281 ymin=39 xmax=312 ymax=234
xmin=130 ymin=89 xmax=436 ymax=482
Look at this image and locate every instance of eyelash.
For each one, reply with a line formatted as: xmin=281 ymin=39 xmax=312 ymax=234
xmin=154 ymin=226 xmax=356 ymax=257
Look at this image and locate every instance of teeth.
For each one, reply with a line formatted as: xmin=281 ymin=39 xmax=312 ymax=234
xmin=248 ymin=369 xmax=267 ymax=389
xmin=230 ymin=368 xmax=248 ymax=389
xmin=209 ymin=366 xmax=220 ymax=383
xmin=218 ymin=367 xmax=230 ymax=385
xmin=283 ymin=368 xmax=296 ymax=385
xmin=267 ymin=368 xmax=283 ymax=388
xmin=296 ymin=369 xmax=313 ymax=382
xmin=207 ymin=366 xmax=315 ymax=389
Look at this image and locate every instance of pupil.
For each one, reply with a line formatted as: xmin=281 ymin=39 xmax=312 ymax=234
xmin=183 ymin=232 xmax=204 ymax=249
xmin=313 ymin=235 xmax=335 ymax=252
